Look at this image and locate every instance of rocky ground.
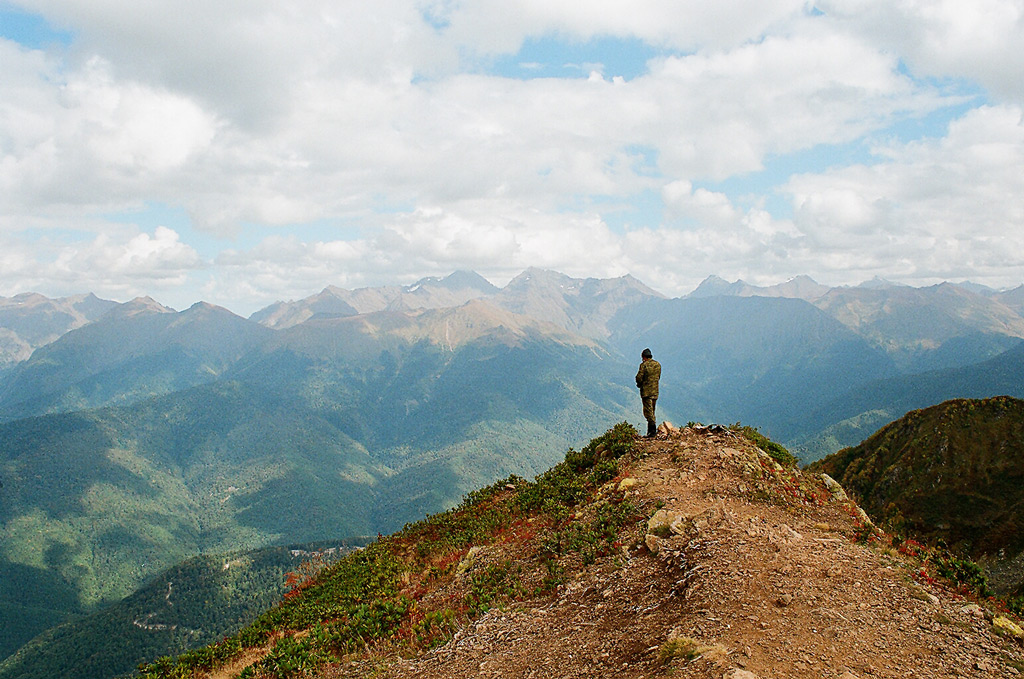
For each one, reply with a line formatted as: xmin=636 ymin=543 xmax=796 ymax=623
xmin=322 ymin=426 xmax=1024 ymax=679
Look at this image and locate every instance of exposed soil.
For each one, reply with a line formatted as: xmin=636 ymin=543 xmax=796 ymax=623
xmin=323 ymin=427 xmax=1024 ymax=679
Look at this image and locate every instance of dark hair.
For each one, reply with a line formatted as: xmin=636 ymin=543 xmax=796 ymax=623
xmin=641 ymin=348 xmax=652 ymax=359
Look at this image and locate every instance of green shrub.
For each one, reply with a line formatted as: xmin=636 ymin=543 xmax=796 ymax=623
xmin=589 ymin=459 xmax=619 ymax=485
xmin=516 ymin=422 xmax=637 ymax=518
xmin=540 ymin=499 xmax=639 ymax=562
xmin=731 ymin=423 xmax=798 ymax=467
xmin=464 ymin=562 xmax=525 ymax=615
xmin=582 ymin=422 xmax=639 ymax=461
xmin=935 ymin=553 xmax=991 ymax=598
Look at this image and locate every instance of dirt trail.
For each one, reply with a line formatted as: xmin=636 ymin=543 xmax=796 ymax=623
xmin=357 ymin=428 xmax=1024 ymax=679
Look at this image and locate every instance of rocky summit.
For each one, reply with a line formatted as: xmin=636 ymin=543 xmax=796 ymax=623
xmin=136 ymin=425 xmax=1024 ymax=679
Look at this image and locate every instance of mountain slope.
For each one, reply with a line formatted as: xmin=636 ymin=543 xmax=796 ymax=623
xmin=491 ymin=268 xmax=665 ymax=340
xmin=0 ymin=381 xmax=381 ymax=656
xmin=0 ymin=311 xmax=637 ymax=663
xmin=810 ymin=396 xmax=1024 ymax=594
xmin=792 ymin=340 xmax=1024 ymax=460
xmin=0 ymin=302 xmax=272 ymax=421
xmin=131 ymin=424 xmax=1024 ymax=679
xmin=0 ymin=293 xmax=118 ymax=371
xmin=997 ymin=285 xmax=1024 ymax=314
xmin=237 ymin=306 xmax=635 ymax=530
xmin=0 ymin=541 xmax=363 ymax=679
xmin=812 ymin=283 xmax=1024 ymax=373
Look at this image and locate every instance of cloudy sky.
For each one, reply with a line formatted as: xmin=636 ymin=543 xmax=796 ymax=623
xmin=1 ymin=0 xmax=1022 ymax=314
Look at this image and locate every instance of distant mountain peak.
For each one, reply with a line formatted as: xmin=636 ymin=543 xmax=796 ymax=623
xmin=687 ymin=275 xmax=743 ymax=298
xmin=857 ymin=276 xmax=909 ymax=290
xmin=251 ymin=271 xmax=499 ymax=329
xmin=688 ymin=274 xmax=829 ymax=301
xmin=494 ymin=269 xmax=664 ymax=340
xmin=102 ymin=296 xmax=175 ymax=319
xmin=951 ymin=280 xmax=997 ymax=296
xmin=504 ymin=269 xmax=660 ymax=296
xmin=505 ymin=267 xmax=568 ymax=288
xmin=180 ymin=301 xmax=245 ymax=320
xmin=406 ymin=270 xmax=497 ymax=294
xmin=1 ymin=292 xmax=50 ymax=308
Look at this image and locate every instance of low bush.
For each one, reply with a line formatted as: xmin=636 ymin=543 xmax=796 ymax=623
xmin=731 ymin=423 xmax=798 ymax=467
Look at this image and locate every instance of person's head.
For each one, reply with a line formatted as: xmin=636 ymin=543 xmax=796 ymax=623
xmin=641 ymin=348 xmax=652 ymax=360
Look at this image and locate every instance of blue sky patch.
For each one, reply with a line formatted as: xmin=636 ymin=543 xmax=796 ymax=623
xmin=0 ymin=5 xmax=72 ymax=48
xmin=490 ymin=34 xmax=664 ymax=81
xmin=582 ymin=189 xmax=665 ymax=233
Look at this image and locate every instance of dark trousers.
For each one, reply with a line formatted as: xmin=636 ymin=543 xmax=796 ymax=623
xmin=642 ymin=396 xmax=657 ymax=425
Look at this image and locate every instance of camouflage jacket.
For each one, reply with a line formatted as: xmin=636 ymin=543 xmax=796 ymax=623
xmin=635 ymin=359 xmax=661 ymax=398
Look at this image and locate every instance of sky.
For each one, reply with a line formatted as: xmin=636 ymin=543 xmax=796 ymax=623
xmin=1 ymin=1 xmax=1023 ymax=315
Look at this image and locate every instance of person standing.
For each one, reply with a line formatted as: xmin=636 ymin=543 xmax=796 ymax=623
xmin=635 ymin=348 xmax=661 ymax=438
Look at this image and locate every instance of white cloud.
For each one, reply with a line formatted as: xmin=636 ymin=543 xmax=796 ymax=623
xmin=432 ymin=0 xmax=812 ymax=55
xmin=0 ymin=46 xmax=217 ymax=215
xmin=207 ymin=202 xmax=631 ymax=310
xmin=62 ymin=226 xmax=203 ymax=279
xmin=1 ymin=1 xmax=1022 ymax=310
xmin=0 ymin=3 xmax=955 ymax=224
xmin=787 ymin=105 xmax=1024 ymax=284
xmin=0 ymin=225 xmax=204 ymax=303
xmin=817 ymin=0 xmax=1024 ymax=104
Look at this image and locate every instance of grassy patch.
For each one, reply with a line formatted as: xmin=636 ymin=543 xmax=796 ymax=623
xmin=658 ymin=637 xmax=712 ymax=663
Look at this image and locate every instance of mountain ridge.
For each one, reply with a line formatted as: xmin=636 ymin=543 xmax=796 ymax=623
xmin=125 ymin=424 xmax=1024 ymax=679
xmin=809 ymin=396 xmax=1024 ymax=595
xmin=0 ymin=292 xmax=119 ymax=370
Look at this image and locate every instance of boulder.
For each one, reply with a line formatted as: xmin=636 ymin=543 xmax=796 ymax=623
xmin=724 ymin=669 xmax=759 ymax=679
xmin=994 ymin=616 xmax=1024 ymax=638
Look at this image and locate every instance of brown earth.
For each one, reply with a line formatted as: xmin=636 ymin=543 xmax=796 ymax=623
xmin=319 ymin=426 xmax=1024 ymax=679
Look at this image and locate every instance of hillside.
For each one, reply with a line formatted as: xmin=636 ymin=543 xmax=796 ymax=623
xmin=810 ymin=397 xmax=1024 ymax=596
xmin=679 ymin=276 xmax=1024 ymax=375
xmin=131 ymin=424 xmax=1024 ymax=679
xmin=0 ymin=332 xmax=635 ymax=661
xmin=0 ymin=382 xmax=382 ymax=655
xmin=0 ymin=293 xmax=117 ymax=371
xmin=811 ymin=283 xmax=1024 ymax=373
xmin=0 ymin=541 xmax=365 ymax=679
xmin=794 ymin=345 xmax=1024 ymax=461
xmin=0 ymin=301 xmax=270 ymax=421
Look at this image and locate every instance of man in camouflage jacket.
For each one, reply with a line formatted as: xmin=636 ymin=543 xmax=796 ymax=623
xmin=635 ymin=348 xmax=661 ymax=438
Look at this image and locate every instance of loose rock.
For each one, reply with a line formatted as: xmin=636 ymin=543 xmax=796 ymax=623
xmin=994 ymin=616 xmax=1024 ymax=638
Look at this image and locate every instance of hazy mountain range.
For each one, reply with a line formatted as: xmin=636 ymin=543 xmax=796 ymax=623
xmin=1 ymin=268 xmax=1022 ymax=674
